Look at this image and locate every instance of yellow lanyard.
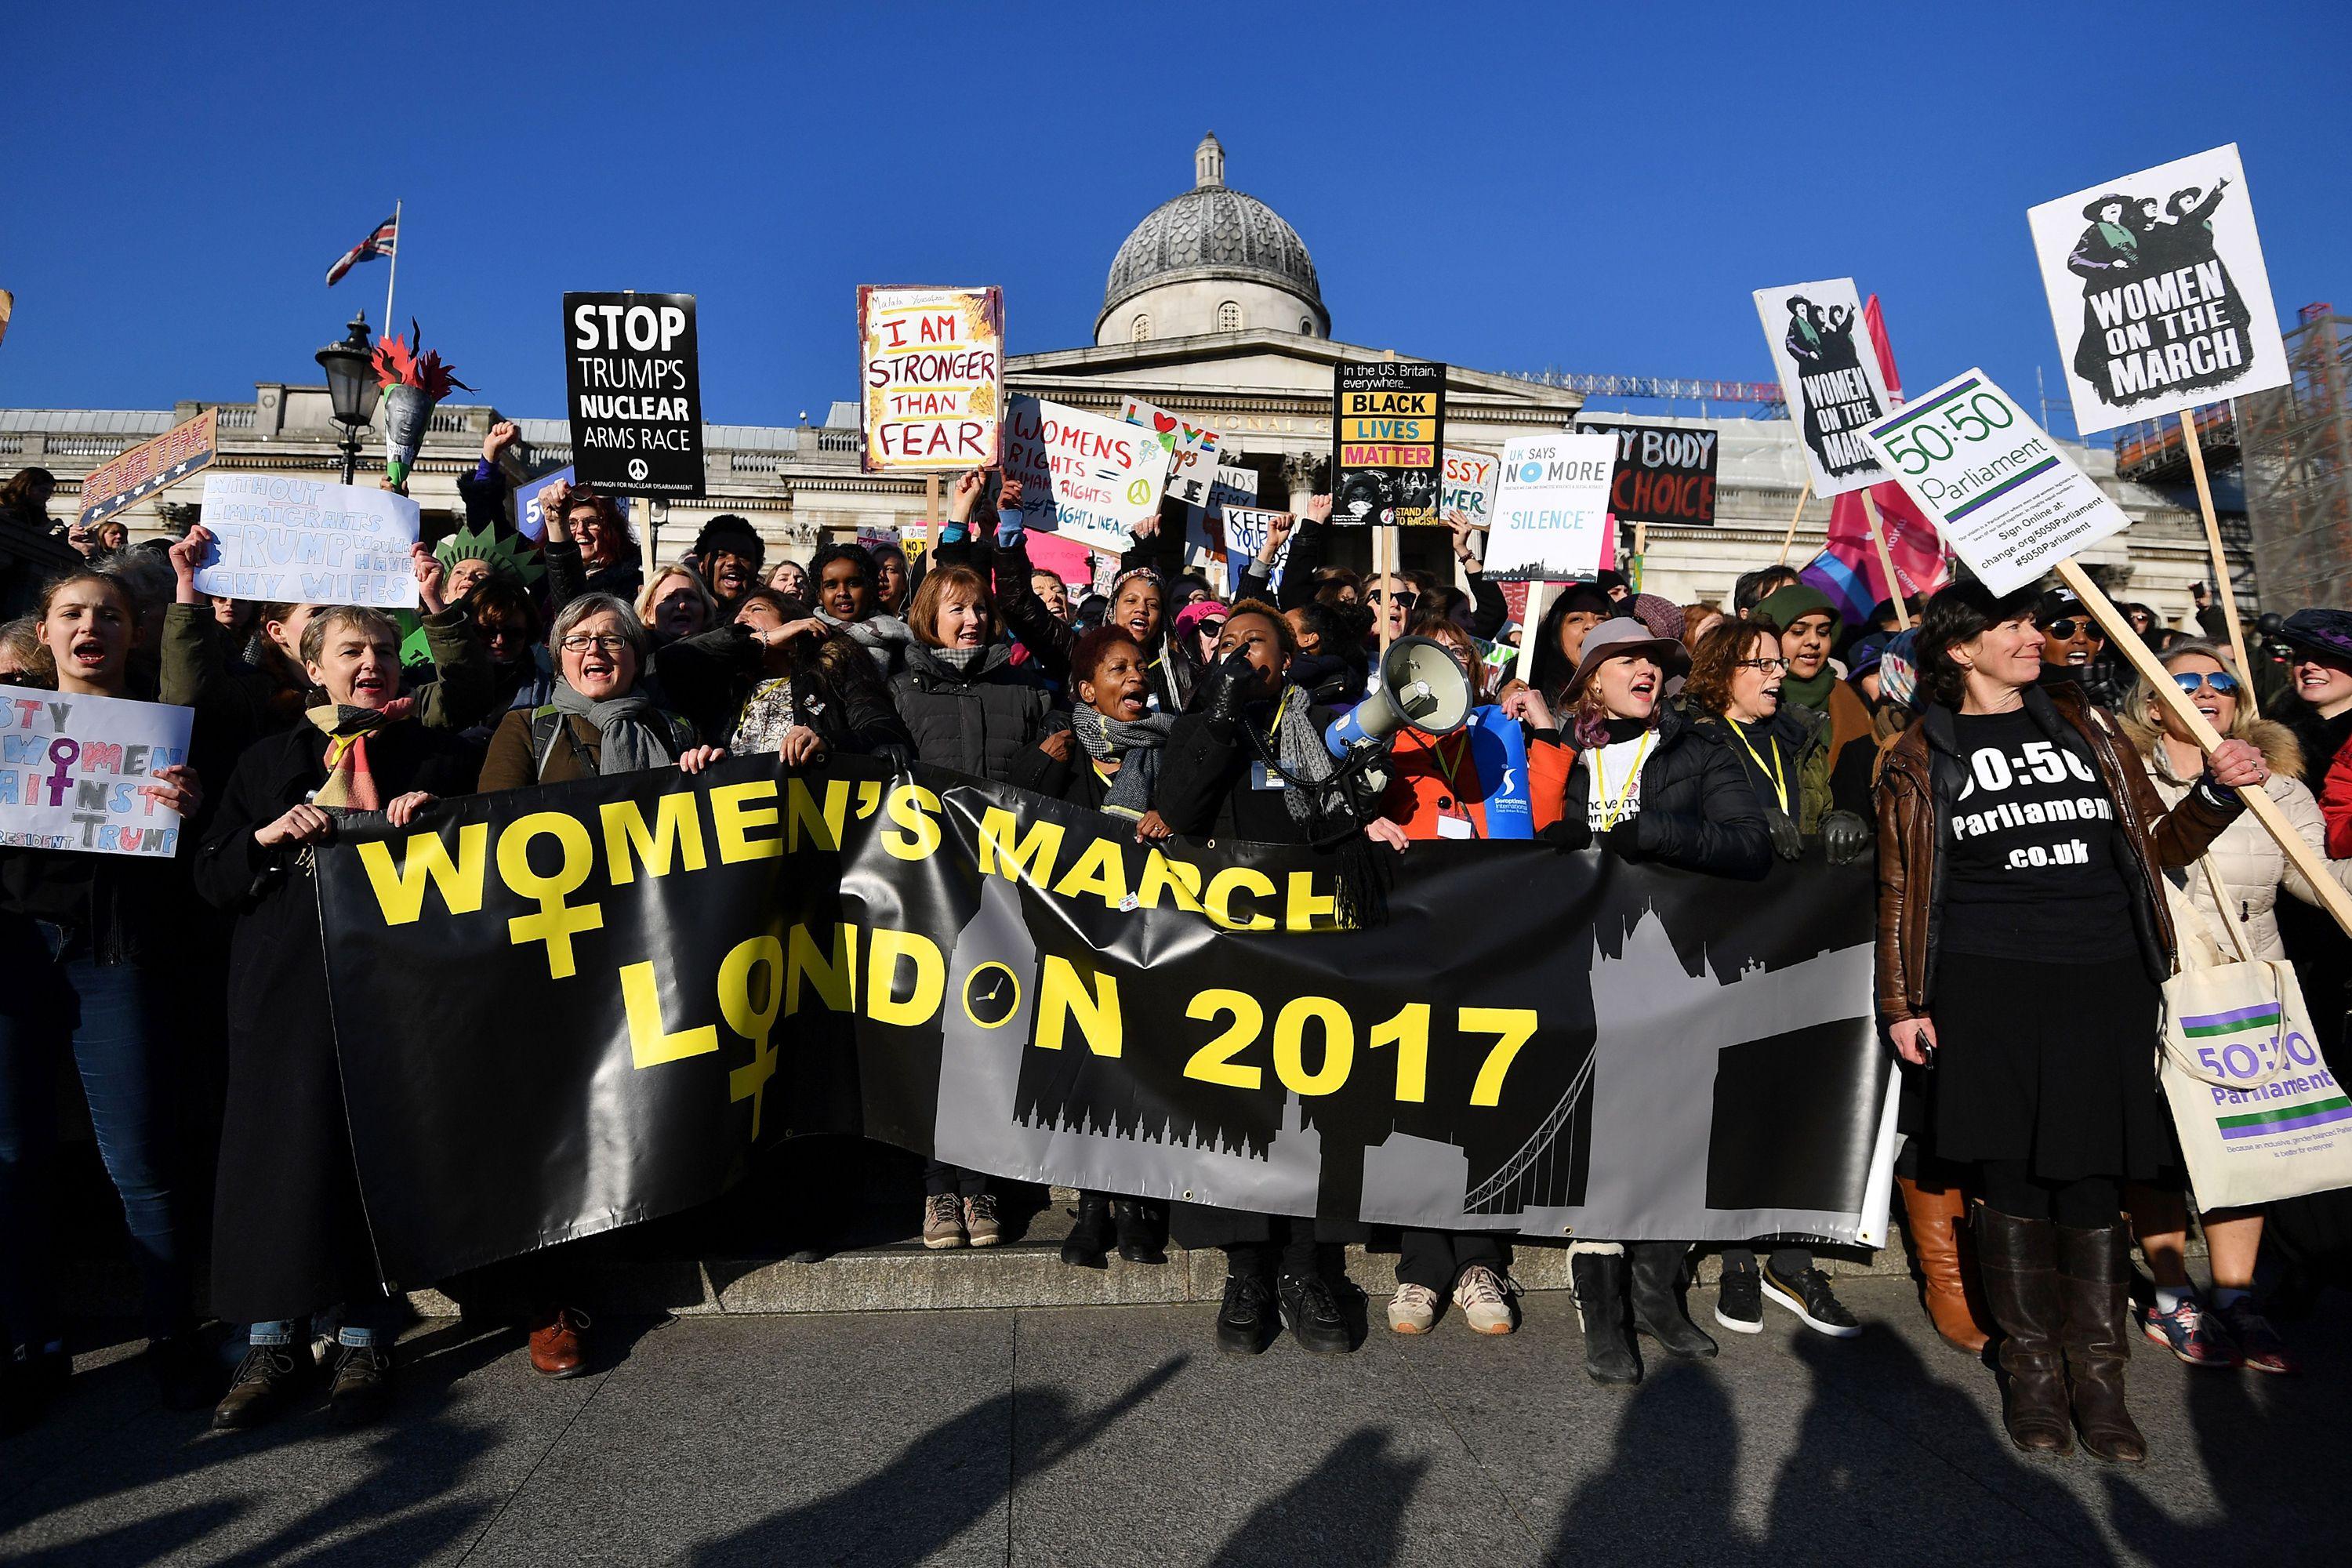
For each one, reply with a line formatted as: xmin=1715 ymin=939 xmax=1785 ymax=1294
xmin=1261 ymin=688 xmax=1294 ymax=748
xmin=1590 ymin=733 xmax=1653 ymax=830
xmin=1730 ymin=720 xmax=1788 ymax=814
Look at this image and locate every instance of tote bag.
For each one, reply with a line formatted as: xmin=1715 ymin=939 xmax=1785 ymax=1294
xmin=2160 ymin=859 xmax=2352 ymax=1209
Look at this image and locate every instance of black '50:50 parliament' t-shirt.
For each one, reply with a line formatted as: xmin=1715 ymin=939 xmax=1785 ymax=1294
xmin=1940 ymin=708 xmax=2138 ymax=964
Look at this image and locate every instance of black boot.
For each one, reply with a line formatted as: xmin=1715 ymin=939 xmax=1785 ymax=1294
xmin=1112 ymin=1200 xmax=1164 ymax=1265
xmin=1975 ymin=1206 xmax=2074 ymax=1457
xmin=1060 ymin=1192 xmax=1113 ymax=1269
xmin=2056 ymin=1221 xmax=2147 ymax=1465
xmin=1216 ymin=1272 xmax=1277 ymax=1355
xmin=1629 ymin=1241 xmax=1718 ymax=1359
xmin=1572 ymin=1247 xmax=1642 ymax=1385
xmin=212 ymin=1341 xmax=311 ymax=1433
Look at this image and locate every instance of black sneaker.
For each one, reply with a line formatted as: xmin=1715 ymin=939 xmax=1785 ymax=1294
xmin=145 ymin=1331 xmax=217 ymax=1411
xmin=1277 ymin=1272 xmax=1354 ymax=1356
xmin=212 ymin=1342 xmax=310 ymax=1432
xmin=1714 ymin=1268 xmax=1764 ymax=1334
xmin=1761 ymin=1261 xmax=1862 ymax=1338
xmin=328 ymin=1341 xmax=394 ymax=1428
xmin=1217 ymin=1274 xmax=1277 ymax=1355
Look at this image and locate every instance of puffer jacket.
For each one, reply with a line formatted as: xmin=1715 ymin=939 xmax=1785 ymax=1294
xmin=1681 ymin=699 xmax=1834 ymax=834
xmin=889 ymin=641 xmax=1063 ymax=788
xmin=2139 ymin=719 xmax=2347 ymax=962
xmin=1874 ymin=681 xmax=2241 ymax=1025
xmin=1559 ymin=701 xmax=1772 ymax=879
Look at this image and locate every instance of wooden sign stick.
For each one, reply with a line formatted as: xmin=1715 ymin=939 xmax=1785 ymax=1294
xmin=2057 ymin=560 xmax=2352 ymax=938
xmin=924 ymin=474 xmax=942 ymax=554
xmin=1377 ymin=524 xmax=1396 ymax=660
xmin=1515 ymin=579 xmax=1550 ymax=688
xmin=2181 ymin=412 xmax=2258 ymax=715
xmin=1774 ymin=481 xmax=1813 ymax=567
xmin=1859 ymin=489 xmax=1911 ymax=630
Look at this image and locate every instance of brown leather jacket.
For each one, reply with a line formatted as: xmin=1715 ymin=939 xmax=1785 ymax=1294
xmin=1874 ymin=681 xmax=2241 ymax=1023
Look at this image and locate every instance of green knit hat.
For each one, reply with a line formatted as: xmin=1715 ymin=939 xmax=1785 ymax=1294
xmin=1755 ymin=582 xmax=1838 ymax=637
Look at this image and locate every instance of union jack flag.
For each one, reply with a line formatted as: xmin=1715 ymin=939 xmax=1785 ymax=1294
xmin=325 ymin=212 xmax=398 ymax=287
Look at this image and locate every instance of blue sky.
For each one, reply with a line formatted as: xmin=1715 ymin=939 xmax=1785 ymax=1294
xmin=3 ymin=1 xmax=2341 ymax=437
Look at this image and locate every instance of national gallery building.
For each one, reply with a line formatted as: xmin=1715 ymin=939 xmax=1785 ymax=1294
xmin=2 ymin=135 xmax=2249 ymax=621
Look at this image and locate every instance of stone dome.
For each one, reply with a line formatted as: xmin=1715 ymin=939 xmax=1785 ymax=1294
xmin=1097 ymin=133 xmax=1328 ymax=343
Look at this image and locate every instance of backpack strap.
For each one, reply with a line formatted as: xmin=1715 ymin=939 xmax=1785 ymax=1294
xmin=529 ymin=706 xmax=571 ymax=780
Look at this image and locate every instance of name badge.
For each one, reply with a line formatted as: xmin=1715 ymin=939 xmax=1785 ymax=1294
xmin=1436 ymin=812 xmax=1476 ymax=840
xmin=1250 ymin=762 xmax=1285 ymax=791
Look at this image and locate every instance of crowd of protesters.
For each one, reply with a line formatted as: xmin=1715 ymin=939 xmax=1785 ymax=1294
xmin=4 ymin=433 xmax=2349 ymax=1471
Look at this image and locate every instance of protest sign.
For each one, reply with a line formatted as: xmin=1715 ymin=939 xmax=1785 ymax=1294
xmin=1574 ymin=419 xmax=1718 ymax=528
xmin=1120 ymin=397 xmax=1222 ymax=508
xmin=1441 ymin=448 xmax=1497 ymax=533
xmin=1483 ymin=433 xmax=1617 ymax=583
xmin=0 ymin=691 xmax=193 ymax=858
xmin=193 ymin=473 xmax=419 ymax=607
xmin=858 ymin=285 xmax=1005 ymax=472
xmin=1334 ymin=361 xmax=1445 ymax=526
xmin=1189 ymin=463 xmax=1260 ymax=556
xmin=2027 ymin=144 xmax=2288 ymax=437
xmin=77 ymin=409 xmax=216 ymax=528
xmin=562 ymin=292 xmax=704 ymax=497
xmin=1002 ymin=395 xmax=1167 ymax=554
xmin=1218 ymin=504 xmax=1293 ymax=596
xmin=1754 ymin=278 xmax=1895 ymax=496
xmin=1857 ymin=368 xmax=2125 ymax=596
xmin=316 ymin=754 xmax=1895 ymax=1285
xmin=514 ymin=466 xmax=630 ymax=543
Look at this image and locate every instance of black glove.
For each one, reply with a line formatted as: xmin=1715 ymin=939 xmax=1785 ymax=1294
xmin=1200 ymin=649 xmax=1261 ymax=728
xmin=1602 ymin=817 xmax=1645 ymax=862
xmin=1822 ymin=809 xmax=1873 ymax=866
xmin=1539 ymin=818 xmax=1593 ymax=853
xmin=1764 ymin=807 xmax=1804 ymax=862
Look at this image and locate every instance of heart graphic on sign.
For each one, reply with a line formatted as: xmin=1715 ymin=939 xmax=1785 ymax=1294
xmin=1152 ymin=413 xmax=1177 ymax=435
xmin=628 ymin=458 xmax=649 ymax=482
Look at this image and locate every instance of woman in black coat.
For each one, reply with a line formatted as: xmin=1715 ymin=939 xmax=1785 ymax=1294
xmin=1152 ymin=601 xmax=1409 ymax=1357
xmin=888 ymin=563 xmax=1066 ymax=1248
xmin=1513 ymin=616 xmax=1772 ymax=1385
xmin=649 ymin=587 xmax=912 ymax=764
xmin=196 ymin=606 xmax=477 ymax=1434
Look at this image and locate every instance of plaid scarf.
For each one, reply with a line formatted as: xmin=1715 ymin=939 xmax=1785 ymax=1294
xmin=305 ymin=704 xmax=386 ymax=812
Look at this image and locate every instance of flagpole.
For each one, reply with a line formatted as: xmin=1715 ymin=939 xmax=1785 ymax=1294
xmin=1859 ymin=489 xmax=1911 ymax=630
xmin=383 ymin=200 xmax=401 ymax=335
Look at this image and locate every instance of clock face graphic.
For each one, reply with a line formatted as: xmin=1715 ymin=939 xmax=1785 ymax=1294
xmin=961 ymin=961 xmax=1022 ymax=1029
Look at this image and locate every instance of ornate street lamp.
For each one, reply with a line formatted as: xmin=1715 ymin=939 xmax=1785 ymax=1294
xmin=315 ymin=309 xmax=379 ymax=485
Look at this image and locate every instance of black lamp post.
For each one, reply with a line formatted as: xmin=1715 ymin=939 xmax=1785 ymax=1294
xmin=315 ymin=309 xmax=380 ymax=485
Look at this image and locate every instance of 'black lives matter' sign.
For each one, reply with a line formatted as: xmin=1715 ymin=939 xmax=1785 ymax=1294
xmin=1574 ymin=419 xmax=1719 ymax=528
xmin=1333 ymin=361 xmax=1445 ymax=527
xmin=562 ymin=292 xmax=705 ymax=496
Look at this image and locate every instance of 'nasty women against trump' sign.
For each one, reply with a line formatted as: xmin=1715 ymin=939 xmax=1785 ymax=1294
xmin=194 ymin=474 xmax=421 ymax=608
xmin=0 ymin=691 xmax=194 ymax=858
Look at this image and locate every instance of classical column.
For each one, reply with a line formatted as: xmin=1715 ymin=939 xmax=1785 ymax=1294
xmin=1282 ymin=449 xmax=1324 ymax=513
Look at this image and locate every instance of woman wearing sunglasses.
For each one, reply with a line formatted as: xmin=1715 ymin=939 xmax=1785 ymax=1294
xmin=2116 ymin=642 xmax=2326 ymax=1376
xmin=2035 ymin=588 xmax=2132 ymax=713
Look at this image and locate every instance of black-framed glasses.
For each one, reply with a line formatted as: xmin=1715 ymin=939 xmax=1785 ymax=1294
xmin=2172 ymin=670 xmax=2242 ymax=696
xmin=2042 ymin=618 xmax=2104 ymax=641
xmin=559 ymin=633 xmax=632 ymax=655
xmin=1735 ymin=656 xmax=1791 ymax=673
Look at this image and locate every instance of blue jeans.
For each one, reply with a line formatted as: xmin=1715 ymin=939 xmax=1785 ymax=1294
xmin=0 ymin=926 xmax=188 ymax=1346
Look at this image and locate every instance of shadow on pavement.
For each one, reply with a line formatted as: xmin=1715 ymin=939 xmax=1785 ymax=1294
xmin=1204 ymin=1426 xmax=1430 ymax=1568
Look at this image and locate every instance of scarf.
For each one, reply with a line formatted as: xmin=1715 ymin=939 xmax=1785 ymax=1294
xmin=1069 ymin=705 xmax=1177 ymax=818
xmin=2096 ymin=220 xmax=2138 ymax=254
xmin=927 ymin=644 xmax=987 ymax=674
xmin=1243 ymin=684 xmax=1341 ymax=832
xmin=1755 ymin=583 xmax=1841 ymax=710
xmin=550 ymin=679 xmax=673 ymax=775
xmin=817 ymin=608 xmax=914 ymax=674
xmin=305 ymin=704 xmax=386 ymax=812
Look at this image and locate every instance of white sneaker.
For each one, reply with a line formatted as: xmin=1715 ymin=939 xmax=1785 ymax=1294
xmin=1453 ymin=1265 xmax=1515 ymax=1335
xmin=1388 ymin=1283 xmax=1441 ymax=1334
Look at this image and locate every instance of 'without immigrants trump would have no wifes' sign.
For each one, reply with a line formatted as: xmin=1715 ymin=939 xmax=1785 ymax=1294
xmin=2026 ymin=143 xmax=2289 ymax=437
xmin=858 ymin=286 xmax=1005 ymax=472
xmin=562 ymin=292 xmax=706 ymax=496
xmin=1857 ymin=369 xmax=2125 ymax=595
xmin=193 ymin=474 xmax=421 ymax=608
xmin=0 ymin=691 xmax=193 ymax=858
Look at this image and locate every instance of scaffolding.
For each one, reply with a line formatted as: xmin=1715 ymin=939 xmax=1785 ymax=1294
xmin=2243 ymin=303 xmax=2352 ymax=612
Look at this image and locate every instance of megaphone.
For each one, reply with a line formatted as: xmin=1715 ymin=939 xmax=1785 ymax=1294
xmin=1324 ymin=636 xmax=1474 ymax=757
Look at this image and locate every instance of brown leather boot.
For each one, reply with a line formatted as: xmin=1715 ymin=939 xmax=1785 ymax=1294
xmin=1899 ymin=1175 xmax=1993 ymax=1356
xmin=528 ymin=1306 xmax=591 ymax=1379
xmin=2056 ymin=1221 xmax=2147 ymax=1465
xmin=1973 ymin=1206 xmax=2073 ymax=1457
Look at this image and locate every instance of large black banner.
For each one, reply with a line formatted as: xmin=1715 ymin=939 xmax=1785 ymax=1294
xmin=316 ymin=757 xmax=1894 ymax=1288
xmin=561 ymin=291 xmax=705 ymax=496
xmin=1574 ymin=419 xmax=1719 ymax=528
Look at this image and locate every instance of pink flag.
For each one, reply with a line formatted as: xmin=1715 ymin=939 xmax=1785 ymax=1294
xmin=1802 ymin=296 xmax=1948 ymax=621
